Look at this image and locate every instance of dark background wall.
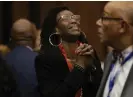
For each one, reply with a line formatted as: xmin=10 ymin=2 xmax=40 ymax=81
xmin=0 ymin=1 xmax=107 ymax=60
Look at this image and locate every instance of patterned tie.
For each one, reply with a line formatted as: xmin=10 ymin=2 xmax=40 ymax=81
xmin=112 ymin=50 xmax=124 ymax=64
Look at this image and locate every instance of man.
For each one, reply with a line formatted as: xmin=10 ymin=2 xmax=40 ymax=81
xmin=96 ymin=1 xmax=133 ymax=97
xmin=6 ymin=18 xmax=40 ymax=97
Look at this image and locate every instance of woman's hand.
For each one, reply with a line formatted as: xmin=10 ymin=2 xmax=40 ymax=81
xmin=75 ymin=43 xmax=94 ymax=69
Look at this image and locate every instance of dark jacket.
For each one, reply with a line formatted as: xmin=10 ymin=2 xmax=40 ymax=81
xmin=35 ymin=40 xmax=103 ymax=97
xmin=0 ymin=56 xmax=19 ymax=97
xmin=6 ymin=46 xmax=40 ymax=97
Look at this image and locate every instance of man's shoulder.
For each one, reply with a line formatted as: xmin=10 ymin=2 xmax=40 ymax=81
xmin=104 ymin=52 xmax=113 ymax=70
xmin=6 ymin=46 xmax=37 ymax=60
xmin=106 ymin=52 xmax=113 ymax=60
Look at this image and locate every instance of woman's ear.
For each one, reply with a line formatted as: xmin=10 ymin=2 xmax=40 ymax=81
xmin=55 ymin=28 xmax=60 ymax=34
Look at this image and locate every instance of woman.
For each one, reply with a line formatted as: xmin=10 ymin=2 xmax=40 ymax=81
xmin=35 ymin=6 xmax=103 ymax=97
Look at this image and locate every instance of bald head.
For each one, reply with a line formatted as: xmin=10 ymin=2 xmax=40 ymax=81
xmin=12 ymin=19 xmax=32 ymax=31
xmin=11 ymin=18 xmax=37 ymax=47
xmin=105 ymin=1 xmax=133 ymax=25
xmin=11 ymin=18 xmax=37 ymax=40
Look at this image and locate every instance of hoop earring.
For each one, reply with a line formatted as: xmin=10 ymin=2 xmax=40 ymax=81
xmin=49 ymin=33 xmax=62 ymax=46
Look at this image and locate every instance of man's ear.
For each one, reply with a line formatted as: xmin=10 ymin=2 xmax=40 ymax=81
xmin=119 ymin=21 xmax=128 ymax=34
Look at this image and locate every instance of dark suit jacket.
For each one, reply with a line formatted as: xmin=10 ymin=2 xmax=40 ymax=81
xmin=96 ymin=52 xmax=133 ymax=97
xmin=0 ymin=56 xmax=19 ymax=97
xmin=35 ymin=45 xmax=103 ymax=97
xmin=6 ymin=46 xmax=40 ymax=97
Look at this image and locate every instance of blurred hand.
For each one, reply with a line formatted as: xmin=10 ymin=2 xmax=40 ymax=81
xmin=74 ymin=43 xmax=94 ymax=69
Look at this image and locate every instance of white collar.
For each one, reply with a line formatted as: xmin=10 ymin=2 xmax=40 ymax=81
xmin=26 ymin=46 xmax=33 ymax=51
xmin=121 ymin=45 xmax=133 ymax=59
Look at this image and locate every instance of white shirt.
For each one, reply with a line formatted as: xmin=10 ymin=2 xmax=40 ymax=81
xmin=103 ymin=45 xmax=133 ymax=97
xmin=101 ymin=61 xmax=104 ymax=71
xmin=26 ymin=46 xmax=33 ymax=51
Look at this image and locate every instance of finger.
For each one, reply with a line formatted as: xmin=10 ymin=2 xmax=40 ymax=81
xmin=77 ymin=43 xmax=85 ymax=50
xmin=83 ymin=43 xmax=89 ymax=47
xmin=82 ymin=49 xmax=94 ymax=55
xmin=83 ymin=44 xmax=93 ymax=51
xmin=75 ymin=43 xmax=92 ymax=54
xmin=75 ymin=43 xmax=85 ymax=54
xmin=81 ymin=45 xmax=93 ymax=53
xmin=84 ymin=44 xmax=93 ymax=49
xmin=79 ymin=46 xmax=89 ymax=55
xmin=78 ymin=45 xmax=93 ymax=55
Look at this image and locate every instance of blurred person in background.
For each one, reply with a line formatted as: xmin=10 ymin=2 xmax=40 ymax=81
xmin=6 ymin=18 xmax=40 ymax=97
xmin=0 ymin=54 xmax=19 ymax=97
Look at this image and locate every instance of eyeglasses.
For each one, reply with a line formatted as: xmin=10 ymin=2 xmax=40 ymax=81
xmin=100 ymin=12 xmax=123 ymax=23
xmin=101 ymin=16 xmax=123 ymax=22
xmin=58 ymin=15 xmax=80 ymax=22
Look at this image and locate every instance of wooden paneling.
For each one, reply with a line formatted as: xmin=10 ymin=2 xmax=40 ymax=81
xmin=0 ymin=2 xmax=3 ymax=43
xmin=12 ymin=1 xmax=29 ymax=23
xmin=40 ymin=1 xmax=57 ymax=26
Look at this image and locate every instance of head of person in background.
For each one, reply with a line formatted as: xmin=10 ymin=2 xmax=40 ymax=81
xmin=10 ymin=18 xmax=37 ymax=50
xmin=6 ymin=18 xmax=40 ymax=97
xmin=0 ymin=44 xmax=10 ymax=58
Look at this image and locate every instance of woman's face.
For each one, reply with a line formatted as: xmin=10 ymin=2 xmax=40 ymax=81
xmin=56 ymin=10 xmax=81 ymax=37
